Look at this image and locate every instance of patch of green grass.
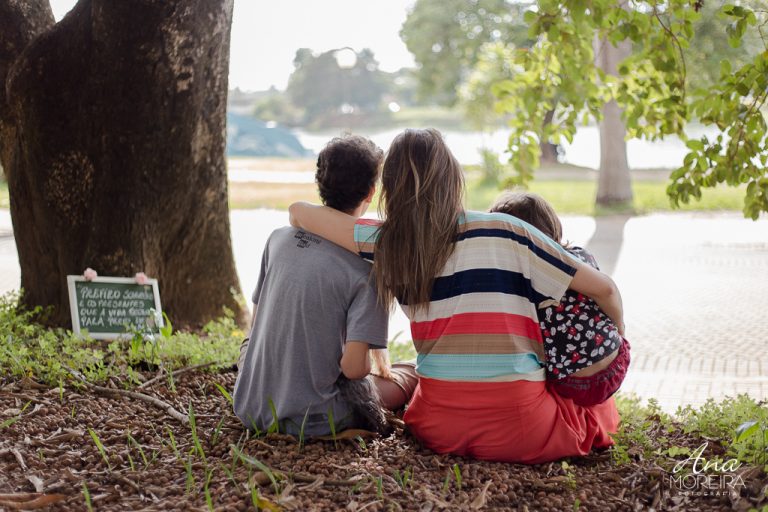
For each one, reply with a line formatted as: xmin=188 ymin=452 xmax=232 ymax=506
xmin=390 ymin=106 xmax=471 ymax=130
xmin=0 ymin=180 xmax=8 ymax=209
xmin=465 ymin=177 xmax=746 ymax=215
xmin=225 ymin=162 xmax=745 ymax=214
xmin=0 ymin=291 xmax=241 ymax=388
xmin=676 ymin=395 xmax=768 ymax=470
xmin=611 ymin=393 xmax=768 ymax=471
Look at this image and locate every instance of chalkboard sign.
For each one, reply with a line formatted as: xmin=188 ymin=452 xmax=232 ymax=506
xmin=66 ymin=276 xmax=164 ymax=340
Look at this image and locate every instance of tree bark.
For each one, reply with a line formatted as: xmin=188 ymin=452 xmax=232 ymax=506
xmin=595 ymin=37 xmax=633 ymax=207
xmin=0 ymin=0 xmax=245 ymax=328
xmin=539 ymin=109 xmax=560 ymax=165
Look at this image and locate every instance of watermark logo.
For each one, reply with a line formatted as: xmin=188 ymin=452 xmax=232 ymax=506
xmin=667 ymin=442 xmax=746 ymax=497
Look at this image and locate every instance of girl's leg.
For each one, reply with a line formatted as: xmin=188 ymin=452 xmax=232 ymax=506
xmin=371 ymin=362 xmax=418 ymax=410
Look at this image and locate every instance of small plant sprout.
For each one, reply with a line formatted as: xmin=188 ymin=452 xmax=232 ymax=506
xmin=88 ymin=427 xmax=112 ymax=471
xmin=452 ymin=463 xmax=462 ymax=491
xmin=393 ymin=467 xmax=413 ymax=491
xmin=232 ymin=444 xmax=281 ymax=495
xmin=222 ymin=465 xmax=237 ymax=487
xmin=327 ymin=407 xmax=337 ymax=447
xmin=167 ymin=369 xmax=176 ymax=392
xmin=267 ymin=398 xmax=280 ymax=434
xmin=159 ymin=311 xmax=173 ymax=338
xmin=374 ymin=475 xmax=384 ymax=500
xmin=126 ymin=450 xmax=136 ymax=472
xmin=442 ymin=474 xmax=451 ymax=495
xmin=203 ymin=466 xmax=215 ymax=511
xmin=126 ymin=431 xmax=149 ymax=468
xmin=561 ymin=460 xmax=577 ymax=489
xmin=213 ymin=381 xmax=233 ymax=406
xmin=183 ymin=455 xmax=195 ymax=493
xmin=229 ymin=431 xmax=248 ymax=476
xmin=166 ymin=427 xmax=182 ymax=460
xmin=247 ymin=416 xmax=262 ymax=437
xmin=82 ymin=482 xmax=94 ymax=512
xmin=211 ymin=417 xmax=226 ymax=447
xmin=188 ymin=402 xmax=207 ymax=465
xmin=355 ymin=435 xmax=367 ymax=451
xmin=0 ymin=400 xmax=30 ymax=430
xmin=250 ymin=483 xmax=261 ymax=510
xmin=298 ymin=408 xmax=310 ymax=451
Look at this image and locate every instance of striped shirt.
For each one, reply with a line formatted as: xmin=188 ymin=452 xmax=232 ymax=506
xmin=354 ymin=211 xmax=579 ymax=382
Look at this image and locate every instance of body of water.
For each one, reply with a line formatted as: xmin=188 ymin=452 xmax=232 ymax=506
xmin=297 ymin=125 xmax=717 ymax=170
xmin=227 ymin=125 xmax=718 ymax=183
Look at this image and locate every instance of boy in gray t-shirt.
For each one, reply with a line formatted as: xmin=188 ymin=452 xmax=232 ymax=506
xmin=233 ymin=136 xmax=411 ymax=436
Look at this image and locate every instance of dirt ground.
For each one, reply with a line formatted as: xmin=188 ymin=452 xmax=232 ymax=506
xmin=1 ymin=370 xmax=766 ymax=511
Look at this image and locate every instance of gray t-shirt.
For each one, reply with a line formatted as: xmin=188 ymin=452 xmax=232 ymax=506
xmin=233 ymin=227 xmax=388 ymax=436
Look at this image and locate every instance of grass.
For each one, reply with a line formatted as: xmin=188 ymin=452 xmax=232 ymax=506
xmin=0 ymin=291 xmax=243 ymax=388
xmin=225 ymin=162 xmax=746 ymax=214
xmin=465 ymin=176 xmax=746 ymax=215
xmin=0 ymin=180 xmax=7 ymax=209
xmin=3 ymin=164 xmax=745 ymax=215
xmin=229 ymin=182 xmax=319 ymax=210
xmin=612 ymin=394 xmax=768 ymax=472
xmin=389 ymin=106 xmax=470 ymax=130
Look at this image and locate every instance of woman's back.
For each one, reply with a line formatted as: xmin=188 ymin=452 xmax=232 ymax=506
xmin=356 ymin=210 xmax=579 ymax=382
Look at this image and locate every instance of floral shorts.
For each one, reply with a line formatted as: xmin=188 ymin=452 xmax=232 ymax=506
xmin=541 ymin=289 xmax=623 ymax=379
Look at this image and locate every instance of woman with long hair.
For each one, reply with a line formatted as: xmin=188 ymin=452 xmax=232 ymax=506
xmin=289 ymin=128 xmax=622 ymax=463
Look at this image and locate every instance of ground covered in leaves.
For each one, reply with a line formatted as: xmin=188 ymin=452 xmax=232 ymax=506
xmin=1 ymin=370 xmax=766 ymax=511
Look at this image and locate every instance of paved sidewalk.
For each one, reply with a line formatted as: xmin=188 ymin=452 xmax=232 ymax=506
xmin=2 ymin=209 xmax=767 ymax=411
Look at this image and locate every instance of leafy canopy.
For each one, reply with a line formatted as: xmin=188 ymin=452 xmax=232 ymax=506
xmin=494 ymin=0 xmax=768 ymax=219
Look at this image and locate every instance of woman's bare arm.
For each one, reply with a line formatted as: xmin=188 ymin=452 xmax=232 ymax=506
xmin=568 ymin=262 xmax=625 ymax=335
xmin=288 ymin=202 xmax=358 ymax=253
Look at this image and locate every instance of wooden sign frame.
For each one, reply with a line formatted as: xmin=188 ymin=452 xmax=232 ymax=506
xmin=66 ymin=275 xmax=164 ymax=340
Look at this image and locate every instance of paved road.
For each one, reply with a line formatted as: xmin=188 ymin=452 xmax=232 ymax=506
xmin=1 ymin=209 xmax=766 ymax=412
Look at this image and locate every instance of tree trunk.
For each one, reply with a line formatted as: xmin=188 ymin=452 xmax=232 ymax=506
xmin=595 ymin=37 xmax=633 ymax=207
xmin=539 ymin=109 xmax=560 ymax=164
xmin=0 ymin=0 xmax=245 ymax=328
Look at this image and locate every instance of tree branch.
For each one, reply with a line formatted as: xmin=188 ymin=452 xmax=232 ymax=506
xmin=64 ymin=366 xmax=189 ymax=425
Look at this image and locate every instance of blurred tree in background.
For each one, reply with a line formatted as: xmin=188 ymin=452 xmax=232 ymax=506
xmin=495 ymin=0 xmax=767 ymax=217
xmin=400 ymin=0 xmax=531 ymax=105
xmin=402 ymin=0 xmax=765 ymax=216
xmin=282 ymin=47 xmax=388 ymax=127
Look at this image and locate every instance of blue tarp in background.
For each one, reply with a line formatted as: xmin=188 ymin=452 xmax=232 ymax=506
xmin=226 ymin=112 xmax=311 ymax=158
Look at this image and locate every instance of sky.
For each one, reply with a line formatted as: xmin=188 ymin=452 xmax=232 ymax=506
xmin=48 ymin=0 xmax=417 ymax=92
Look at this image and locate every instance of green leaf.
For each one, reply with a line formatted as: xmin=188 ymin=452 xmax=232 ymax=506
xmin=735 ymin=420 xmax=760 ymax=441
xmin=160 ymin=312 xmax=173 ymax=338
xmin=720 ymin=59 xmax=732 ymax=77
xmin=213 ymin=382 xmax=233 ymax=406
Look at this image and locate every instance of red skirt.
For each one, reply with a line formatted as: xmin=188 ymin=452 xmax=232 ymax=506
xmin=403 ymin=377 xmax=619 ymax=464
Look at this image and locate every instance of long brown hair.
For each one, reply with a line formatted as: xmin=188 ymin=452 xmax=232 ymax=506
xmin=373 ymin=129 xmax=465 ymax=311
